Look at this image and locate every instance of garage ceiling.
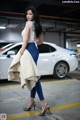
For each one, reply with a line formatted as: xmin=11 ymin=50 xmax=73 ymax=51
xmin=0 ymin=0 xmax=80 ymax=22
xmin=0 ymin=0 xmax=80 ymax=42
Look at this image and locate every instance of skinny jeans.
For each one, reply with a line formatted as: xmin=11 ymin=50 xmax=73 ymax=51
xmin=26 ymin=43 xmax=44 ymax=100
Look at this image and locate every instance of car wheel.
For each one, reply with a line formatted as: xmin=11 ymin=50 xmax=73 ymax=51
xmin=54 ymin=62 xmax=69 ymax=79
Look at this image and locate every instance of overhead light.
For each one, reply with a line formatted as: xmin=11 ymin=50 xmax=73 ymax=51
xmin=0 ymin=26 xmax=6 ymax=29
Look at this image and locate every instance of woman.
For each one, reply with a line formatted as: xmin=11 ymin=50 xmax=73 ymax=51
xmin=20 ymin=6 xmax=50 ymax=116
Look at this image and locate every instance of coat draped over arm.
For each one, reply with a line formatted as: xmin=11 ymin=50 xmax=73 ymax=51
xmin=8 ymin=50 xmax=40 ymax=91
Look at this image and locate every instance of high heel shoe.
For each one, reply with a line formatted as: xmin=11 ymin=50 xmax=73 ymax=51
xmin=38 ymin=104 xmax=50 ymax=116
xmin=24 ymin=101 xmax=36 ymax=111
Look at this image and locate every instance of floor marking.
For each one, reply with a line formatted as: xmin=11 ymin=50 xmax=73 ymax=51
xmin=42 ymin=79 xmax=78 ymax=84
xmin=0 ymin=79 xmax=78 ymax=88
xmin=7 ymin=102 xmax=80 ymax=120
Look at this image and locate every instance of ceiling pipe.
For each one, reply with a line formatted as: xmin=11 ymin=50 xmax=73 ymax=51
xmin=0 ymin=11 xmax=80 ymax=23
xmin=40 ymin=15 xmax=80 ymax=23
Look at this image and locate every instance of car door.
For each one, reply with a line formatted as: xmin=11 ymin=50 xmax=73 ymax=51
xmin=0 ymin=54 xmax=13 ymax=79
xmin=37 ymin=44 xmax=56 ymax=75
xmin=0 ymin=45 xmax=21 ymax=79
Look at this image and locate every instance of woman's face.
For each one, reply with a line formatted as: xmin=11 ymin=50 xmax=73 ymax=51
xmin=26 ymin=10 xmax=34 ymax=21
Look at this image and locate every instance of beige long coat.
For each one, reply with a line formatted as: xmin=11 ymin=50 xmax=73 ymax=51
xmin=8 ymin=50 xmax=40 ymax=90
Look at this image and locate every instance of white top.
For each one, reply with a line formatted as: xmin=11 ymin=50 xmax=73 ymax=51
xmin=21 ymin=21 xmax=37 ymax=45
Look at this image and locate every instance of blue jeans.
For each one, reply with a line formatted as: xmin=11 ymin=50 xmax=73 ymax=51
xmin=26 ymin=43 xmax=44 ymax=100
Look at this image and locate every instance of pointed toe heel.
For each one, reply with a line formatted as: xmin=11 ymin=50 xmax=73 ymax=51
xmin=24 ymin=102 xmax=36 ymax=111
xmin=38 ymin=104 xmax=50 ymax=116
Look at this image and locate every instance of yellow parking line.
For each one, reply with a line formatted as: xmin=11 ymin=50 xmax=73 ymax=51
xmin=50 ymin=102 xmax=80 ymax=111
xmin=7 ymin=102 xmax=80 ymax=120
xmin=0 ymin=79 xmax=78 ymax=88
xmin=42 ymin=79 xmax=77 ymax=84
xmin=0 ymin=84 xmax=20 ymax=88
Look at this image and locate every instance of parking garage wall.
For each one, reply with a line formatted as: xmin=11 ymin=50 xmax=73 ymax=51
xmin=0 ymin=28 xmax=22 ymax=42
xmin=43 ymin=31 xmax=64 ymax=47
xmin=0 ymin=28 xmax=65 ymax=47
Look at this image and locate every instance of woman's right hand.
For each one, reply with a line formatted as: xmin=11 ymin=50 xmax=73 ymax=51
xmin=20 ymin=48 xmax=24 ymax=56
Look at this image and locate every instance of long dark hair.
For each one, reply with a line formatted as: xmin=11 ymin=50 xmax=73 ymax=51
xmin=25 ymin=6 xmax=42 ymax=38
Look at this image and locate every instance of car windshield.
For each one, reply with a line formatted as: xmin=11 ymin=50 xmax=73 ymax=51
xmin=2 ymin=43 xmax=14 ymax=49
xmin=3 ymin=45 xmax=22 ymax=55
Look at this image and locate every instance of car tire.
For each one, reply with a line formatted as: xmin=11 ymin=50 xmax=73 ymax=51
xmin=54 ymin=62 xmax=69 ymax=79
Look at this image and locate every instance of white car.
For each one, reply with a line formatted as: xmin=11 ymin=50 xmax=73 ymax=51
xmin=0 ymin=43 xmax=14 ymax=53
xmin=0 ymin=42 xmax=78 ymax=79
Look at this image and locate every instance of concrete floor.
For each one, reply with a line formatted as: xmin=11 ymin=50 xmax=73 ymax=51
xmin=0 ymin=70 xmax=80 ymax=120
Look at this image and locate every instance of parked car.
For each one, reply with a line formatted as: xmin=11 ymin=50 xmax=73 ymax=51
xmin=0 ymin=42 xmax=78 ymax=79
xmin=0 ymin=43 xmax=14 ymax=53
xmin=0 ymin=41 xmax=14 ymax=48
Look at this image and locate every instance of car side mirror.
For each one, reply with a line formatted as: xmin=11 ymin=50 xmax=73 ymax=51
xmin=7 ymin=51 xmax=15 ymax=58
